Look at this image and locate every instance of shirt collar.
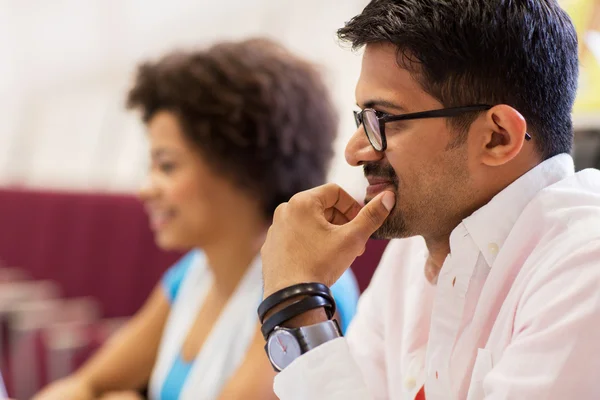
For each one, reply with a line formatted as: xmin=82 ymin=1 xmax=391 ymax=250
xmin=455 ymin=153 xmax=575 ymax=266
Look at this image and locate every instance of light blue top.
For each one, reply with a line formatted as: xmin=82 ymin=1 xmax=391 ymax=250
xmin=0 ymin=370 xmax=7 ymax=399
xmin=158 ymin=251 xmax=360 ymax=400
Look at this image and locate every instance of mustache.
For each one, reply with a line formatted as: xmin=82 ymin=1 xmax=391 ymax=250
xmin=363 ymin=162 xmax=398 ymax=183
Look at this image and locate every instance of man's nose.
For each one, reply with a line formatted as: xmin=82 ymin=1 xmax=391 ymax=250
xmin=345 ymin=126 xmax=384 ymax=166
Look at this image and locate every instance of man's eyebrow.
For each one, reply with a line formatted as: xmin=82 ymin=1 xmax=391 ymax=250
xmin=357 ymin=99 xmax=406 ymax=113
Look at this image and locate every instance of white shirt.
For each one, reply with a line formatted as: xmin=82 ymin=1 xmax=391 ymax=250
xmin=274 ymin=154 xmax=600 ymax=399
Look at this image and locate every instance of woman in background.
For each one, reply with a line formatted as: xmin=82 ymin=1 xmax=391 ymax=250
xmin=34 ymin=38 xmax=359 ymax=400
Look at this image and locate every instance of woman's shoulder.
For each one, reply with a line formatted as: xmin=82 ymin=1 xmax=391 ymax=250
xmin=331 ymin=268 xmax=359 ymax=295
xmin=162 ymin=250 xmax=202 ymax=303
xmin=330 ymin=269 xmax=360 ymax=333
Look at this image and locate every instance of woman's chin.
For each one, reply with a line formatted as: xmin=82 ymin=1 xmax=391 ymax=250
xmin=154 ymin=232 xmax=190 ymax=251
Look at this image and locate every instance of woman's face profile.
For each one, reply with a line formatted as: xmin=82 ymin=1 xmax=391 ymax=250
xmin=139 ymin=111 xmax=242 ymax=250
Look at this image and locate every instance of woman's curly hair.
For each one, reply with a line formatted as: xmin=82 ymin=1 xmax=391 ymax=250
xmin=127 ymin=38 xmax=338 ymax=218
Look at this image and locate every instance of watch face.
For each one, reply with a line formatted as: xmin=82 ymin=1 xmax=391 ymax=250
xmin=267 ymin=329 xmax=302 ymax=371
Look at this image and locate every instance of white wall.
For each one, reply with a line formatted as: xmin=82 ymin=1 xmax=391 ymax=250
xmin=0 ymin=0 xmax=370 ymax=199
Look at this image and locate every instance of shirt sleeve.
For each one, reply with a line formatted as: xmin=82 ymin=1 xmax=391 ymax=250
xmin=161 ymin=251 xmax=196 ymax=304
xmin=273 ymin=337 xmax=374 ymax=400
xmin=481 ymin=240 xmax=600 ymax=399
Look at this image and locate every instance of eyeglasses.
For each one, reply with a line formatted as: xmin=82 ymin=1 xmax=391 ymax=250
xmin=353 ymin=105 xmax=532 ymax=152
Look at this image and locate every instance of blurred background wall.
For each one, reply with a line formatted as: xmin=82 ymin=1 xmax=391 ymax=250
xmin=0 ymin=0 xmax=370 ymax=198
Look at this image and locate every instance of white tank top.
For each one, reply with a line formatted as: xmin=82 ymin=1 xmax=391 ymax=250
xmin=149 ymin=251 xmax=263 ymax=400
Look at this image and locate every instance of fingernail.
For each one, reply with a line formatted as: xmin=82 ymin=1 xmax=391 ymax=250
xmin=382 ymin=191 xmax=395 ymax=212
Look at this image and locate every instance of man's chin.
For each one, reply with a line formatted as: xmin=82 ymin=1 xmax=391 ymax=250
xmin=370 ymin=231 xmax=391 ymax=240
xmin=370 ymin=230 xmax=405 ymax=240
xmin=370 ymin=215 xmax=411 ymax=240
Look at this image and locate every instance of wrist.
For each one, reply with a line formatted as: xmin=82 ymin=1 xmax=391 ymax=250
xmin=263 ymin=275 xmax=325 ymax=300
xmin=259 ymin=283 xmax=335 ymax=342
xmin=284 ymin=308 xmax=329 ymax=328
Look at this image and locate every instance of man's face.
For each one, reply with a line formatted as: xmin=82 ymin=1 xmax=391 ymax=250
xmin=345 ymin=43 xmax=479 ymax=240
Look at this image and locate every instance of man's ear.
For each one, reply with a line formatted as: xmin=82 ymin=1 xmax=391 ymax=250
xmin=477 ymin=104 xmax=528 ymax=167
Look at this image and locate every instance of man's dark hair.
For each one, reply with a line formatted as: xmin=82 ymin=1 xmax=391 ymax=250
xmin=338 ymin=0 xmax=579 ymax=159
xmin=127 ymin=38 xmax=338 ymax=218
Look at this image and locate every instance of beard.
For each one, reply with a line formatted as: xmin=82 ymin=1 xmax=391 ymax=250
xmin=363 ymin=162 xmax=412 ymax=239
xmin=369 ymin=207 xmax=410 ymax=239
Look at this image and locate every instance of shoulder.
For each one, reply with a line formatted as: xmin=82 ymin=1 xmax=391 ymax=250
xmin=330 ymin=268 xmax=360 ymax=333
xmin=529 ymin=168 xmax=600 ymax=225
xmin=515 ymin=171 xmax=600 ymax=322
xmin=517 ymin=169 xmax=600 ymax=274
xmin=162 ymin=250 xmax=201 ymax=304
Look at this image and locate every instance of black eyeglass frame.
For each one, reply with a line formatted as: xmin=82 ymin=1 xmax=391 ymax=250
xmin=353 ymin=104 xmax=532 ymax=151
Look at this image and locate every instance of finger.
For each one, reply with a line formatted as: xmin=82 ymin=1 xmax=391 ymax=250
xmin=311 ymin=183 xmax=363 ymax=222
xmin=324 ymin=207 xmax=352 ymax=225
xmin=344 ymin=191 xmax=395 ymax=240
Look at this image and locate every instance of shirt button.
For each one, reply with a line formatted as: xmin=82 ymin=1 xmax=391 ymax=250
xmin=488 ymin=242 xmax=499 ymax=255
xmin=404 ymin=376 xmax=417 ymax=390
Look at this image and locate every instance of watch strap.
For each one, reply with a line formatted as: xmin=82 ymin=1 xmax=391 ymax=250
xmin=261 ymin=294 xmax=333 ymax=339
xmin=297 ymin=319 xmax=342 ymax=352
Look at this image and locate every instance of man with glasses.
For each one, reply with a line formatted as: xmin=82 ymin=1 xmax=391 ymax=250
xmin=258 ymin=0 xmax=600 ymax=399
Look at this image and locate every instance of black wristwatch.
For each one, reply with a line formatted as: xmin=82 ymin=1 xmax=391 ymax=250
xmin=265 ymin=319 xmax=342 ymax=372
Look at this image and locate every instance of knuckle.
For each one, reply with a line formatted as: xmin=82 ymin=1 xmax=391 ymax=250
xmin=287 ymin=192 xmax=303 ymax=206
xmin=322 ymin=182 xmax=338 ymax=191
xmin=273 ymin=202 xmax=288 ymax=220
xmin=289 ymin=190 xmax=314 ymax=208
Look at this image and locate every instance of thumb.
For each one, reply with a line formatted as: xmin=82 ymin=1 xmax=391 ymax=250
xmin=346 ymin=191 xmax=395 ymax=239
